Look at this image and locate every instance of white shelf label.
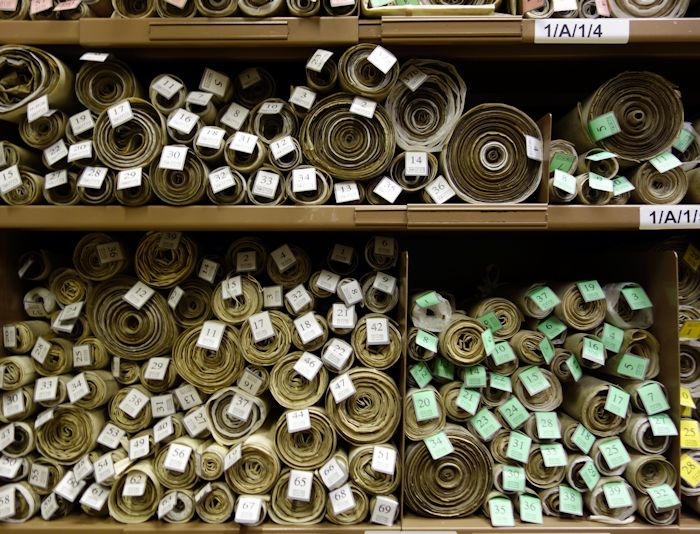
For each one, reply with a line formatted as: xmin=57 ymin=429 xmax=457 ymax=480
xmin=287 ymin=409 xmax=311 ymax=433
xmin=227 ymin=393 xmax=254 ymax=422
xmin=97 ymin=423 xmax=125 ymax=449
xmin=534 ymin=19 xmax=630 ymax=44
xmin=43 ymin=139 xmax=67 ymax=167
xmin=152 ymin=75 xmax=183 ymax=100
xmin=69 ymin=109 xmax=94 ymax=136
xmin=294 ymin=352 xmax=323 ymax=381
xmin=332 ymin=303 xmax=356 ymax=330
xmin=370 ymin=495 xmax=398 ymax=526
xmin=320 ymin=457 xmax=347 ymax=490
xmin=31 ymin=336 xmax=51 ymax=365
xmin=0 ymin=165 xmax=21 ymax=194
xmin=287 ymin=469 xmax=313 ymax=502
xmin=164 ymin=443 xmax=192 ymax=473
xmin=640 ymin=205 xmax=700 ymax=229
xmin=316 ymin=270 xmax=340 ymax=293
xmin=200 ymin=68 xmax=230 ymax=98
xmin=289 ymin=87 xmax=317 ymax=110
xmin=198 ymin=258 xmax=219 ymax=283
xmin=123 ymin=281 xmax=155 ymax=310
xmin=330 ymin=373 xmax=356 ymax=403
xmin=158 ymin=145 xmax=188 ymax=171
xmin=271 ymin=244 xmax=297 ymax=272
xmin=67 ymin=140 xmax=92 ymax=163
xmin=151 ymin=394 xmax=176 ymax=418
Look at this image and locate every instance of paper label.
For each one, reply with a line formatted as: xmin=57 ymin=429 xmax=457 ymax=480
xmin=158 ymin=145 xmax=188 ymax=171
xmin=525 ymin=135 xmax=544 ymax=162
xmin=405 ymin=151 xmax=429 ymax=177
xmin=371 ymin=495 xmax=398 ymax=526
xmin=640 ymin=205 xmax=700 ymax=230
xmin=589 ymin=112 xmax=622 ymax=141
xmin=550 ymin=152 xmax=576 ymax=172
xmin=534 ymin=20 xmax=629 ymax=44
xmin=506 ymin=431 xmax=531 ymax=463
xmin=367 ymin=46 xmax=397 ymax=74
xmin=598 ymin=437 xmax=630 ymax=469
xmin=187 ymin=91 xmax=213 ymax=107
xmin=0 ymin=165 xmax=21 ymax=195
xmin=400 ymin=65 xmax=428 ymax=91
xmin=29 ymin=463 xmax=49 ymax=489
xmin=535 ymin=412 xmax=560 ymax=440
xmin=107 ymin=100 xmax=133 ymax=128
xmin=540 ymin=443 xmax=567 ymax=467
xmin=528 ymin=286 xmax=561 ymax=311
xmin=639 ymin=383 xmax=670 ymax=415
xmin=490 ymin=373 xmax=512 ymax=393
xmin=682 ymin=453 xmax=700 ymax=487
xmin=320 ymin=457 xmax=347 ymax=490
xmin=519 ymin=494 xmax=543 ymax=524
xmin=200 ymin=68 xmax=230 ymax=98
xmin=97 ymin=423 xmax=125 ymax=449
xmin=502 ymin=465 xmax=526 ymax=492
xmin=425 ymin=175 xmax=456 ymax=204
xmin=334 ymin=182 xmax=361 ymax=203
xmin=491 ymin=341 xmax=516 ymax=366
xmin=464 ymin=365 xmax=487 ymax=388
xmin=366 ymin=317 xmax=390 ymax=346
xmin=371 ymin=445 xmax=396 ymax=475
xmin=118 ymin=388 xmax=149 ymax=419
xmin=152 ymin=75 xmax=183 ymax=100
xmin=471 ymin=408 xmax=502 ymax=439
xmin=227 ymin=393 xmax=253 ymax=422
xmin=580 ymin=460 xmax=600 ymax=491
xmin=373 ymin=176 xmax=402 ymax=203
xmin=167 ymin=287 xmax=184 ymax=310
xmin=649 ymin=413 xmax=678 ymax=437
xmin=294 ymin=352 xmax=323 ymax=381
xmin=264 ymin=286 xmax=283 ymax=308
xmin=55 ymin=471 xmax=86 ymax=502
xmin=287 ymin=409 xmax=311 ymax=433
xmin=271 ymin=244 xmax=296 ymax=273
xmin=129 ymin=435 xmax=150 ymax=461
xmin=196 ymin=127 xmax=226 ymax=150
xmin=164 ymin=443 xmax=192 ymax=473
xmin=330 ymin=483 xmax=356 ymax=516
xmin=340 ymin=280 xmax=363 ymax=306
xmin=306 ymin=49 xmax=333 ymax=72
xmin=603 ymin=481 xmax=633 ymax=509
xmin=151 ymin=394 xmax=176 ymax=418
xmin=423 ymin=431 xmax=453 ymax=460
xmin=196 ymin=321 xmax=226 ymax=352
xmin=412 ymin=389 xmax=440 ymax=422
xmin=248 ymin=312 xmax=275 ymax=343
xmin=612 ymin=176 xmax=635 ymax=196
xmin=44 ymin=139 xmax=68 ymax=167
xmin=601 ymin=323 xmax=624 ymax=352
xmin=31 ymin=336 xmax=51 ymax=365
xmin=648 ymin=484 xmax=681 ymax=510
xmin=289 ymin=87 xmax=317 ymax=110
xmin=519 ymin=366 xmax=550 ymax=396
xmin=220 ymin=103 xmax=249 ymax=131
xmin=332 ymin=303 xmax=356 ymax=330
xmin=649 ymin=152 xmax=683 ymax=174
xmin=27 ymin=95 xmax=49 ymax=123
xmin=499 ymin=397 xmax=529 ymax=429
xmin=410 ymin=363 xmax=432 ymax=389
xmin=350 ymin=97 xmax=377 ymax=119
xmin=292 ymin=167 xmax=317 ymax=193
xmin=123 ymin=281 xmax=155 ymax=310
xmin=287 ymin=469 xmax=313 ymax=502
xmin=559 ymin=486 xmax=583 ymax=516
xmin=566 ymin=355 xmax=582 ymax=382
xmin=153 ymin=417 xmax=174 ymax=443
xmin=122 ymin=473 xmax=147 ymax=497
xmin=235 ymin=496 xmax=262 ymax=525
xmin=604 ymin=386 xmax=630 ymax=418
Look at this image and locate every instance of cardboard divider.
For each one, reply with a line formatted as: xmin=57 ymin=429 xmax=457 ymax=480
xmin=378 ymin=15 xmax=521 ymax=44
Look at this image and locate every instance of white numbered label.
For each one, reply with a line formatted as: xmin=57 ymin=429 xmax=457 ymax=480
xmin=224 ymin=444 xmax=242 ymax=469
xmin=526 ymin=135 xmax=544 ymax=161
xmin=400 ymin=65 xmax=428 ymax=91
xmin=372 ymin=445 xmax=396 ymax=475
xmin=263 ymin=286 xmax=283 ymax=308
xmin=306 ymin=49 xmax=333 ymax=73
xmin=107 ymin=100 xmax=134 ymax=128
xmin=144 ymin=357 xmax=170 ymax=381
xmin=200 ymin=68 xmax=230 ymax=98
xmin=294 ymin=312 xmax=324 ymax=345
xmin=330 ymin=373 xmax=356 ymax=403
xmin=184 ymin=406 xmax=209 ymax=437
xmin=252 ymin=169 xmax=280 ymax=200
xmin=196 ymin=321 xmax=226 ymax=352
xmin=123 ymin=473 xmax=147 ymax=497
xmin=129 ymin=435 xmax=150 ymax=460
xmin=294 ymin=352 xmax=323 ymax=381
xmin=271 ymin=244 xmax=297 ymax=272
xmin=31 ymin=336 xmax=51 ymax=365
xmin=67 ymin=373 xmax=90 ymax=404
xmin=187 ymin=91 xmax=213 ymax=107
xmin=322 ymin=339 xmax=353 ymax=371
xmin=73 ymin=454 xmax=93 ymax=482
xmin=316 ymin=270 xmax=340 ymax=293
xmin=248 ymin=312 xmax=275 ymax=343
xmin=220 ymin=103 xmax=249 ymax=131
xmin=117 ymin=168 xmax=142 ymax=190
xmin=168 ymin=108 xmax=199 ymax=135
xmin=152 ymin=75 xmax=183 ymax=100
xmin=158 ymin=492 xmax=178 ymax=519
xmin=405 ymin=151 xmax=428 ymax=176
xmin=289 ymin=86 xmax=317 ymax=110
xmin=425 ymin=175 xmax=456 ymax=204
xmin=0 ymin=455 xmax=21 ymax=479
xmin=238 ymin=68 xmax=262 ymax=90
xmin=371 ymin=495 xmax=398 ymax=526
xmin=78 ymin=166 xmax=107 ymax=190
xmin=175 ymin=384 xmax=203 ymax=410
xmin=34 ymin=408 xmax=54 ymax=429
xmin=55 ymin=471 xmax=86 ymax=502
xmin=164 ymin=444 xmax=192 ymax=473
xmin=45 ymin=169 xmax=68 ymax=190
xmin=43 ymin=139 xmax=68 ymax=167
xmin=350 ymin=97 xmax=377 ymax=119
xmin=334 ymin=182 xmax=360 ymax=204
xmin=97 ymin=423 xmax=125 ymax=449
xmin=270 ymin=135 xmax=295 ymax=160
xmin=198 ymin=258 xmax=219 ymax=283
xmin=119 ymin=388 xmax=149 ymax=419
xmin=67 ymin=140 xmax=92 ymax=163
xmin=235 ymin=496 xmax=262 ymax=525
xmin=159 ymin=231 xmax=181 ymax=250
xmin=73 ymin=345 xmax=91 ymax=368
xmin=238 ymin=369 xmax=264 ymax=396
xmin=0 ymin=165 xmax=21 ymax=194
xmin=330 ymin=483 xmax=356 ymax=515
xmin=123 ymin=281 xmax=155 ymax=310
xmin=0 ymin=424 xmax=14 ymax=452
xmin=367 ymin=46 xmax=397 ymax=74
xmin=168 ymin=286 xmax=184 ymax=310
xmin=227 ymin=393 xmax=254 ymax=422
xmin=222 ymin=276 xmax=243 ymax=300
xmin=2 ymin=391 xmax=23 ymax=419
xmin=332 ymin=303 xmax=356 ymax=330
xmin=158 ymin=145 xmax=188 ymax=171
xmin=292 ymin=167 xmax=317 ymax=193
xmin=80 ymin=483 xmax=109 ymax=511
xmin=320 ymin=457 xmax=347 ymax=490
xmin=236 ymin=252 xmax=257 ymax=273
xmin=286 ymin=284 xmax=312 ymax=313
xmin=373 ymin=272 xmax=396 ymax=294
xmin=97 ymin=242 xmax=123 ymax=265
xmin=258 ymin=102 xmax=283 ymax=115
xmin=230 ymin=132 xmax=258 ymax=154
xmin=69 ymin=110 xmax=95 ymax=136
xmin=366 ymin=317 xmax=390 ymax=346
xmin=287 ymin=409 xmax=311 ymax=433
xmin=151 ymin=394 xmax=176 ymax=418
xmin=2 ymin=325 xmax=16 ymax=349
xmin=94 ymin=453 xmax=115 ymax=484
xmin=153 ymin=417 xmax=174 ymax=444
xmin=287 ymin=469 xmax=313 ymax=502
xmin=339 ymin=279 xmax=363 ymax=306
xmin=194 ymin=126 xmax=225 ymax=153
xmin=29 ymin=463 xmax=50 ymax=489
xmin=373 ymin=176 xmax=402 ymax=203
xmin=27 ymin=95 xmax=49 ymax=123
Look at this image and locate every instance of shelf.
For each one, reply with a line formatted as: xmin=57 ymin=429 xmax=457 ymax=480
xmin=406 ymin=204 xmax=547 ymax=230
xmin=547 ymin=205 xmax=640 ymax=231
xmin=0 ymin=205 xmax=406 ymax=231
xmin=0 ymin=518 xmax=399 ymax=533
xmin=2 ymin=17 xmax=700 ymax=51
xmin=403 ymin=514 xmax=677 ymax=532
xmin=683 ymin=513 xmax=700 ymax=533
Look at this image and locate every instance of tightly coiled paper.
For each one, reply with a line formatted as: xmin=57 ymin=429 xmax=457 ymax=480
xmin=631 ymin=162 xmax=688 ymax=205
xmin=206 ymin=387 xmax=267 ymax=446
xmin=225 ymin=431 xmax=280 ymax=494
xmin=36 ymin=405 xmax=103 ymax=465
xmin=211 ymin=275 xmax=263 ymax=326
xmin=441 ymin=103 xmax=542 ymax=204
xmin=338 ymin=44 xmax=399 ymax=101
xmin=269 ymin=469 xmax=326 ymax=524
xmin=270 ymin=352 xmax=329 ymax=409
xmin=239 ymin=310 xmax=293 ymax=366
xmin=76 ymin=58 xmax=140 ymax=113
xmin=561 ymin=376 xmax=629 ymax=437
xmin=554 ymin=282 xmax=606 ymax=331
xmin=326 ymin=367 xmax=401 ymax=445
xmin=348 ymin=443 xmax=400 ymax=495
xmin=299 ymin=93 xmax=395 ymax=182
xmin=87 ymin=276 xmax=178 ymax=360
xmin=386 ymin=59 xmax=466 ymax=152
xmin=404 ymin=424 xmax=493 ymax=518
xmin=274 ymin=407 xmax=336 ymax=470
xmin=604 ymin=282 xmax=654 ymax=330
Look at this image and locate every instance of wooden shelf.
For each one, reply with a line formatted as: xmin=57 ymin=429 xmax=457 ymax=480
xmin=2 ymin=17 xmax=700 ymax=52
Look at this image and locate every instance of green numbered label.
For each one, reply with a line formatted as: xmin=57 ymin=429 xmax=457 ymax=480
xmin=617 ymin=353 xmax=648 ymax=380
xmin=488 ymin=497 xmax=515 ymax=527
xmin=519 ymin=494 xmax=543 ymax=524
xmin=601 ymin=323 xmax=624 ymax=353
xmin=598 ymin=437 xmax=630 ymax=469
xmin=612 ymin=176 xmax=635 ymax=197
xmin=585 ymin=150 xmax=617 ymax=161
xmin=540 ymin=443 xmax=567 ymax=467
xmin=621 ymin=286 xmax=653 ymax=310
xmin=498 ymin=397 xmax=529 ymax=430
xmin=549 ymin=152 xmax=576 ymax=173
xmin=410 ymin=363 xmax=432 ymax=388
xmin=580 ymin=461 xmax=600 ymax=491
xmin=490 ymin=373 xmax=512 ymax=393
xmin=481 ymin=328 xmax=496 ymax=356
xmin=464 ymin=365 xmax=487 ymax=388
xmin=559 ymin=485 xmax=583 ymax=516
xmin=416 ymin=291 xmax=441 ymax=308
xmin=604 ymin=386 xmax=630 ymax=418
xmin=478 ymin=312 xmax=502 ymax=334
xmin=673 ymin=128 xmax=695 ymax=152
xmin=649 ymin=152 xmax=682 ymax=174
xmin=639 ymin=383 xmax=670 ymax=415
xmin=424 ymin=431 xmax=453 ymax=460
xmin=582 ymin=337 xmax=605 ymax=365
xmin=432 ymin=357 xmax=454 ymax=380
xmin=538 ymin=316 xmax=567 ymax=340
xmin=502 ymin=465 xmax=526 ymax=492
xmin=519 ymin=366 xmax=550 ymax=396
xmin=539 ymin=337 xmax=555 ymax=364
xmin=535 ymin=412 xmax=560 ymax=440
xmin=412 ymin=389 xmax=440 ymax=422
xmin=577 ymin=280 xmax=605 ymax=302
xmin=456 ymin=387 xmax=480 ymax=416
xmin=491 ymin=341 xmax=516 ymax=366
xmin=471 ymin=408 xmax=502 ymax=440
xmin=603 ymin=482 xmax=633 ymax=509
xmin=588 ymin=111 xmax=621 ymax=142
xmin=528 ymin=286 xmax=561 ymax=312
xmin=566 ymin=355 xmax=583 ymax=382
xmin=647 ymin=484 xmax=681 ymax=510
xmin=506 ymin=431 xmax=532 ymax=464
xmin=416 ymin=329 xmax=438 ymax=353
xmin=648 ymin=413 xmax=678 ymax=437
xmin=571 ymin=424 xmax=596 ymax=454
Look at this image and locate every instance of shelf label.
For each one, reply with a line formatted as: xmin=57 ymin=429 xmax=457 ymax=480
xmin=640 ymin=205 xmax=700 ymax=229
xmin=534 ymin=19 xmax=629 ymax=44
